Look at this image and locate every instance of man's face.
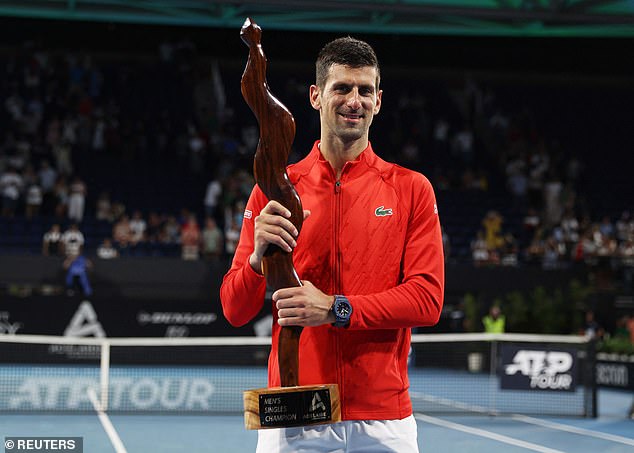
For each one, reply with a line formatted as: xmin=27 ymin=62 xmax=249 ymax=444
xmin=310 ymin=64 xmax=382 ymax=144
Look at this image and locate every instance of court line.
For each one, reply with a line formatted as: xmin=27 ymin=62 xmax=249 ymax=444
xmin=415 ymin=413 xmax=565 ymax=453
xmin=410 ymin=391 xmax=495 ymax=415
xmin=87 ymin=388 xmax=128 ymax=453
xmin=512 ymin=414 xmax=634 ymax=447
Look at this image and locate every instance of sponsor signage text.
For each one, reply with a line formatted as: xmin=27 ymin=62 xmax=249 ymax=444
xmin=500 ymin=344 xmax=577 ymax=391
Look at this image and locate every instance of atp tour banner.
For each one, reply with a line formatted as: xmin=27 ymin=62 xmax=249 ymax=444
xmin=500 ymin=344 xmax=578 ymax=391
xmin=0 ymin=366 xmax=267 ymax=412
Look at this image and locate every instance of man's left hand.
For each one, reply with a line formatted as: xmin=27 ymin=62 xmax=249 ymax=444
xmin=273 ymin=281 xmax=335 ymax=327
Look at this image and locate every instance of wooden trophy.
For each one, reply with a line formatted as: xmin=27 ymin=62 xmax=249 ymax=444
xmin=240 ymin=18 xmax=341 ymax=430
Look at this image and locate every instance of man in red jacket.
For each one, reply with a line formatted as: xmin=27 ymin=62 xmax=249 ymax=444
xmin=221 ymin=36 xmax=444 ymax=452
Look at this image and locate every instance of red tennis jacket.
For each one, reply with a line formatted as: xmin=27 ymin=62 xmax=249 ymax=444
xmin=220 ymin=141 xmax=444 ymax=421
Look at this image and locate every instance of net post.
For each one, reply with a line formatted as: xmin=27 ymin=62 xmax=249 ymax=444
xmin=586 ymin=337 xmax=598 ymax=418
xmin=100 ymin=339 xmax=111 ymax=411
xmin=488 ymin=336 xmax=498 ymax=415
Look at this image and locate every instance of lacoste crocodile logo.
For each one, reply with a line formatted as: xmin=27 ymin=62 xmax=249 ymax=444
xmin=375 ymin=206 xmax=393 ymax=217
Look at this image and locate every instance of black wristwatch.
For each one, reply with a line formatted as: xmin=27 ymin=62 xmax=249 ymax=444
xmin=331 ymin=295 xmax=353 ymax=327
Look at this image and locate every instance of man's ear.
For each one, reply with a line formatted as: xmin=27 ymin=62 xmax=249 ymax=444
xmin=374 ymin=89 xmax=383 ymax=115
xmin=309 ymin=85 xmax=321 ymax=111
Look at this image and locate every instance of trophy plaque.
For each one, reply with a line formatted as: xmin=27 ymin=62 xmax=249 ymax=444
xmin=239 ymin=17 xmax=341 ymax=430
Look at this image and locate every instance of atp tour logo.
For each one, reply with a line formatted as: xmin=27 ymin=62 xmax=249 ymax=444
xmin=47 ymin=301 xmax=105 ymax=361
xmin=500 ymin=345 xmax=577 ymax=392
xmin=64 ymin=301 xmax=106 ymax=338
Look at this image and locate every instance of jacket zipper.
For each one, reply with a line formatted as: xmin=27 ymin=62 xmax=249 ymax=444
xmin=334 ymin=180 xmax=342 ymax=292
xmin=333 ymin=178 xmax=343 ymax=408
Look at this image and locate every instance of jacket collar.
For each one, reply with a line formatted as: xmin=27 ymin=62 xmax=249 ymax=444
xmin=290 ymin=140 xmax=389 ymax=184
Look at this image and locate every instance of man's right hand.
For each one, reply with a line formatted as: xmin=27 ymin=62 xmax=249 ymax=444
xmin=248 ymin=200 xmax=310 ymax=274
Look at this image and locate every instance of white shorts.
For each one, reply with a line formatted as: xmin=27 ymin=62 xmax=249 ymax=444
xmin=256 ymin=415 xmax=419 ymax=453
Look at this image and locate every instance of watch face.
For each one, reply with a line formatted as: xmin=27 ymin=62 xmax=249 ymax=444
xmin=336 ymin=302 xmax=351 ymax=317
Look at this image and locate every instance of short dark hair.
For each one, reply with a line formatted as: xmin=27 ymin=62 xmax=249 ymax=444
xmin=316 ymin=37 xmax=380 ymax=89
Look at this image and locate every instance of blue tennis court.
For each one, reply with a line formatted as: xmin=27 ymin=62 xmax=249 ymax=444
xmin=1 ymin=334 xmax=632 ymax=452
xmin=1 ymin=388 xmax=632 ymax=452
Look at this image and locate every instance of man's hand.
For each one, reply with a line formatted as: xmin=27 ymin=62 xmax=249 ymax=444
xmin=273 ymin=281 xmax=336 ymax=327
xmin=248 ymin=200 xmax=310 ymax=274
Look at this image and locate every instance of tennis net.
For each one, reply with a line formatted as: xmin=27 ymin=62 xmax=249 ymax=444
xmin=0 ymin=333 xmax=596 ymax=417
xmin=408 ymin=333 xmax=596 ymax=418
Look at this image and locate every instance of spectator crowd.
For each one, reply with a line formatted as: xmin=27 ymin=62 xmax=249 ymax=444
xmin=0 ymin=36 xmax=632 ymax=274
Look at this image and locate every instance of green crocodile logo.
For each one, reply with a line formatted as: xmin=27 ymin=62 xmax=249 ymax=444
xmin=375 ymin=206 xmax=393 ymax=217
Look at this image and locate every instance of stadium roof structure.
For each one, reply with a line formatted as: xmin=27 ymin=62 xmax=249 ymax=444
xmin=1 ymin=0 xmax=634 ymax=37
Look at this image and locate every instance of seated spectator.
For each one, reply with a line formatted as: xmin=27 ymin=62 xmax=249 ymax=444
xmin=560 ymin=208 xmax=580 ymax=245
xmin=482 ymin=210 xmax=504 ymax=252
xmin=181 ymin=214 xmax=201 ymax=260
xmin=598 ymin=215 xmax=615 ymax=239
xmin=500 ymin=233 xmax=519 ymax=266
xmin=224 ymin=217 xmax=240 ymax=256
xmin=542 ymin=237 xmax=562 ymax=270
xmin=53 ymin=176 xmax=69 ymax=219
xmin=112 ymin=215 xmax=133 ymax=249
xmin=38 ymin=160 xmax=57 ymax=215
xmin=596 ymin=231 xmax=618 ymax=258
xmin=68 ymin=175 xmax=87 ymax=223
xmin=506 ymin=156 xmax=528 ymax=203
xmin=61 ymin=223 xmax=85 ymax=257
xmin=95 ymin=191 xmax=112 ymax=222
xmin=160 ymin=215 xmax=181 ymax=244
xmin=146 ymin=212 xmax=164 ymax=242
xmin=202 ymin=216 xmax=223 ymax=260
xmin=574 ymin=229 xmax=598 ymax=265
xmin=522 ymin=208 xmax=541 ymax=245
xmin=42 ymin=223 xmax=64 ymax=256
xmin=110 ymin=201 xmax=126 ymax=222
xmin=129 ymin=210 xmax=147 ymax=244
xmin=543 ymin=170 xmax=564 ymax=227
xmin=0 ymin=166 xmax=23 ymax=218
xmin=471 ymin=230 xmax=489 ymax=266
xmin=618 ymin=239 xmax=634 ymax=266
xmin=526 ymin=227 xmax=547 ymax=264
xmin=53 ymin=139 xmax=73 ymax=176
xmin=97 ymin=238 xmax=119 ymax=259
xmin=204 ymin=177 xmax=222 ymax=219
xmin=25 ymin=180 xmax=43 ymax=219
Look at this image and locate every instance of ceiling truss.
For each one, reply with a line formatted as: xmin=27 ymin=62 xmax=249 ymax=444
xmin=0 ymin=1 xmax=633 ymax=36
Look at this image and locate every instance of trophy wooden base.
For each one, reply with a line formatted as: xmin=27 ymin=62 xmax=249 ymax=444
xmin=243 ymin=384 xmax=341 ymax=430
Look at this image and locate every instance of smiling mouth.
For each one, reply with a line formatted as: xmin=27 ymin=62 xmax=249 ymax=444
xmin=339 ymin=113 xmax=363 ymax=120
